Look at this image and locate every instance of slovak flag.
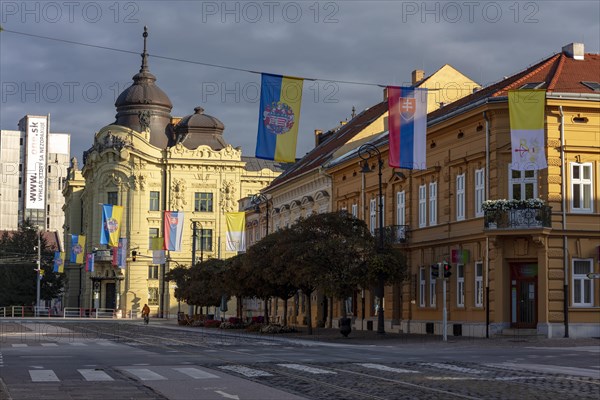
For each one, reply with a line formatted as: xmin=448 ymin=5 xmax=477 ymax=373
xmin=164 ymin=211 xmax=184 ymax=251
xmin=388 ymin=86 xmax=428 ymax=170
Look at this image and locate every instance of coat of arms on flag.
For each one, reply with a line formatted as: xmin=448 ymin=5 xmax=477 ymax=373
xmin=399 ymin=97 xmax=416 ymax=121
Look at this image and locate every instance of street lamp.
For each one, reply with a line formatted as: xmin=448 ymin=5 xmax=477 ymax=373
xmin=25 ymin=226 xmax=42 ymax=317
xmin=251 ymin=193 xmax=269 ymax=236
xmin=191 ymin=221 xmax=204 ymax=266
xmin=358 ymin=143 xmax=385 ymax=334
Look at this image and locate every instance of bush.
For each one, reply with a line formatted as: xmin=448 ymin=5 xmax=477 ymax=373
xmin=260 ymin=324 xmax=297 ymax=334
xmin=245 ymin=323 xmax=263 ymax=332
xmin=251 ymin=316 xmax=264 ymax=324
xmin=204 ymin=319 xmax=221 ymax=328
xmin=219 ymin=320 xmax=246 ymax=329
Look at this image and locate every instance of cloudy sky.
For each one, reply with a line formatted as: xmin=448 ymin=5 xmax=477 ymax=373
xmin=1 ymin=1 xmax=598 ymax=162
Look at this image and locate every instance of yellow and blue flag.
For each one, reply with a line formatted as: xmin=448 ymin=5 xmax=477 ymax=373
xmin=255 ymin=73 xmax=303 ymax=162
xmin=53 ymin=252 xmax=65 ymax=273
xmin=100 ymin=204 xmax=123 ymax=247
xmin=70 ymin=234 xmax=86 ymax=264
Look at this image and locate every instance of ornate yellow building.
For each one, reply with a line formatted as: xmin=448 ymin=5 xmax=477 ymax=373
xmin=62 ymin=30 xmax=284 ymax=317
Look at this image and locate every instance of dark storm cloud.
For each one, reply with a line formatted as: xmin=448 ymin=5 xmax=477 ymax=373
xmin=1 ymin=1 xmax=598 ymax=162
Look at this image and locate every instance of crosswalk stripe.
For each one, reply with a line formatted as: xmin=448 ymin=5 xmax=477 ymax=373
xmin=69 ymin=342 xmax=87 ymax=346
xmin=420 ymin=362 xmax=484 ymax=374
xmin=219 ymin=365 xmax=273 ymax=377
xmin=277 ymin=364 xmax=336 ymax=374
xmin=356 ymin=363 xmax=419 ymax=374
xmin=29 ymin=370 xmax=59 ymax=382
xmin=12 ymin=344 xmax=27 ymax=348
xmin=98 ymin=341 xmax=117 ymax=346
xmin=173 ymin=367 xmax=219 ymax=379
xmin=122 ymin=368 xmax=167 ymax=381
xmin=78 ymin=369 xmax=114 ymax=381
xmin=41 ymin=343 xmax=58 ymax=347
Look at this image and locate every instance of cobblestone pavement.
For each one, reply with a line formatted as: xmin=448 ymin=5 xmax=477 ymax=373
xmin=1 ymin=320 xmax=598 ymax=400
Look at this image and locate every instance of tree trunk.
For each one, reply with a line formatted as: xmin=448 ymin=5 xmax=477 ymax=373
xmin=327 ymin=297 xmax=333 ymax=328
xmin=283 ymin=298 xmax=288 ymax=326
xmin=306 ymin=293 xmax=313 ymax=335
xmin=237 ymin=297 xmax=243 ymax=319
xmin=341 ymin=298 xmax=348 ymax=318
xmin=263 ymin=297 xmax=269 ymax=324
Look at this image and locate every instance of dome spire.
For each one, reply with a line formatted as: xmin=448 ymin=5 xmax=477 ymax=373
xmin=140 ymin=26 xmax=149 ymax=73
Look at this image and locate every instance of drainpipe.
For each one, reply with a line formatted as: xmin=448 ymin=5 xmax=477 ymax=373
xmin=483 ymin=111 xmax=490 ymax=338
xmin=560 ymin=106 xmax=569 ymax=338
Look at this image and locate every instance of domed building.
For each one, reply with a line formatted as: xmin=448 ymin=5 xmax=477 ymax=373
xmin=62 ymin=28 xmax=287 ymax=317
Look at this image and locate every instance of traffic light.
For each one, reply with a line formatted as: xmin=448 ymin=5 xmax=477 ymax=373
xmin=431 ymin=264 xmax=439 ymax=278
xmin=443 ymin=261 xmax=452 ymax=278
xmin=132 ymin=250 xmax=137 ymax=262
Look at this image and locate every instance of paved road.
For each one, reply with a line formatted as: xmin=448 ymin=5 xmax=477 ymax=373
xmin=1 ymin=320 xmax=598 ymax=399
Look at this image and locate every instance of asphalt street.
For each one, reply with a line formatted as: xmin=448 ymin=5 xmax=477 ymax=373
xmin=0 ymin=319 xmax=598 ymax=399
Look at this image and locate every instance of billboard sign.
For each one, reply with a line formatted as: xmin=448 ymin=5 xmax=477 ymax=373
xmin=25 ymin=116 xmax=47 ymax=210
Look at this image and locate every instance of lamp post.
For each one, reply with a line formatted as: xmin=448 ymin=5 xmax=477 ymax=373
xmin=191 ymin=221 xmax=205 ymax=266
xmin=358 ymin=143 xmax=385 ymax=334
xmin=251 ymin=193 xmax=269 ymax=236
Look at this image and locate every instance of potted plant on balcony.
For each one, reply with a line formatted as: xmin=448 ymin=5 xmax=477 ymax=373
xmin=482 ymin=198 xmax=546 ymax=227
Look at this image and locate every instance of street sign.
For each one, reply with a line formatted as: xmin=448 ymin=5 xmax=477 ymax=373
xmin=586 ymin=273 xmax=600 ymax=279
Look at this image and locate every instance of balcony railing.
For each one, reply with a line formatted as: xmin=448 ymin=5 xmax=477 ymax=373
xmin=484 ymin=206 xmax=552 ymax=229
xmin=375 ymin=225 xmax=409 ymax=244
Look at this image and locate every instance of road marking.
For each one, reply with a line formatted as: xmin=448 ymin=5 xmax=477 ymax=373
xmin=420 ymin=363 xmax=484 ymax=375
xmin=357 ymin=363 xmax=419 ymax=374
xmin=12 ymin=344 xmax=27 ymax=347
xmin=215 ymin=390 xmax=240 ymax=399
xmin=98 ymin=341 xmax=117 ymax=346
xmin=29 ymin=369 xmax=59 ymax=382
xmin=69 ymin=342 xmax=87 ymax=346
xmin=122 ymin=368 xmax=167 ymax=381
xmin=78 ymin=369 xmax=114 ymax=381
xmin=486 ymin=363 xmax=600 ymax=379
xmin=526 ymin=346 xmax=600 ymax=354
xmin=132 ymin=363 xmax=150 ymax=366
xmin=41 ymin=343 xmax=58 ymax=347
xmin=219 ymin=365 xmax=273 ymax=377
xmin=173 ymin=367 xmax=219 ymax=379
xmin=277 ymin=364 xmax=336 ymax=374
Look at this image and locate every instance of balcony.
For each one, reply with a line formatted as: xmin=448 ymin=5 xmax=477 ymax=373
xmin=484 ymin=206 xmax=552 ymax=230
xmin=375 ymin=225 xmax=409 ymax=244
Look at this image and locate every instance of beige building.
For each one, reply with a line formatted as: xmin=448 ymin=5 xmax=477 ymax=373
xmin=62 ymin=31 xmax=283 ymax=317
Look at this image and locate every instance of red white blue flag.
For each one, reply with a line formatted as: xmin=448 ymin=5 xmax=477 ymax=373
xmin=86 ymin=253 xmax=95 ymax=272
xmin=388 ymin=86 xmax=428 ymax=170
xmin=164 ymin=211 xmax=184 ymax=251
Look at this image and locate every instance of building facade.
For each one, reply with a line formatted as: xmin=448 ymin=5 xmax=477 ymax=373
xmin=62 ymin=30 xmax=284 ymax=317
xmin=0 ymin=115 xmax=70 ymax=245
xmin=325 ymin=43 xmax=599 ymax=338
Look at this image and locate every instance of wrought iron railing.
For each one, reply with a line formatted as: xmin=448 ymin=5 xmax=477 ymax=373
xmin=375 ymin=225 xmax=409 ymax=244
xmin=484 ymin=206 xmax=552 ymax=229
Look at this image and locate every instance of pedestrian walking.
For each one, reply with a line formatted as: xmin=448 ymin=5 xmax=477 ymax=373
xmin=142 ymin=304 xmax=150 ymax=325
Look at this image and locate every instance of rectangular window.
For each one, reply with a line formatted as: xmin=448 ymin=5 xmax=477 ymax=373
xmin=396 ymin=191 xmax=405 ymax=226
xmin=429 ymin=182 xmax=437 ymax=226
xmin=194 ymin=192 xmax=213 ymax=212
xmin=475 ymin=262 xmax=483 ymax=307
xmin=457 ymin=264 xmax=465 ymax=307
xmin=148 ymin=265 xmax=159 ymax=280
xmin=148 ymin=287 xmax=159 ymax=306
xmin=351 ymin=203 xmax=358 ymax=218
xmin=419 ymin=185 xmax=427 ymax=228
xmin=149 ymin=228 xmax=159 ymax=249
xmin=195 ymin=228 xmax=213 ymax=252
xmin=429 ymin=266 xmax=437 ymax=307
xmin=572 ymin=259 xmax=593 ymax=307
xmin=107 ymin=191 xmax=118 ymax=205
xmin=419 ymin=267 xmax=426 ymax=307
xmin=369 ymin=198 xmax=376 ymax=235
xmin=571 ymin=163 xmax=593 ymax=213
xmin=475 ymin=168 xmax=485 ymax=217
xmin=149 ymin=191 xmax=160 ymax=211
xmin=456 ymin=174 xmax=465 ymax=221
xmin=509 ymin=168 xmax=537 ymax=200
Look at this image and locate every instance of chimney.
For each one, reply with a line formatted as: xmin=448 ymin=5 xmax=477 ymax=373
xmin=314 ymin=129 xmax=323 ymax=147
xmin=383 ymin=87 xmax=388 ymax=100
xmin=562 ymin=42 xmax=584 ymax=60
xmin=412 ymin=69 xmax=425 ymax=85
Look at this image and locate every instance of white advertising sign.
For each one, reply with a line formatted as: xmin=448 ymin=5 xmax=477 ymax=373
xmin=25 ymin=116 xmax=47 ymax=209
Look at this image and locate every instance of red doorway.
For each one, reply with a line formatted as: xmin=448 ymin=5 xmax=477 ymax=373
xmin=510 ymin=263 xmax=538 ymax=328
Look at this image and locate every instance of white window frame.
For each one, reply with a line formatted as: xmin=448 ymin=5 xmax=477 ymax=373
xmin=419 ymin=267 xmax=426 ymax=307
xmin=457 ymin=263 xmax=465 ymax=307
xmin=429 ymin=266 xmax=437 ymax=307
xmin=475 ymin=262 xmax=483 ymax=307
xmin=396 ymin=191 xmax=405 ymax=226
xmin=572 ymin=258 xmax=593 ymax=307
xmin=508 ymin=167 xmax=538 ymax=200
xmin=570 ymin=162 xmax=593 ymax=213
xmin=369 ymin=198 xmax=377 ymax=235
xmin=351 ymin=203 xmax=358 ymax=218
xmin=429 ymin=182 xmax=437 ymax=226
xmin=475 ymin=168 xmax=485 ymax=217
xmin=456 ymin=174 xmax=465 ymax=221
xmin=418 ymin=185 xmax=427 ymax=228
